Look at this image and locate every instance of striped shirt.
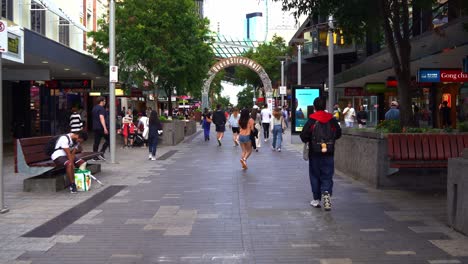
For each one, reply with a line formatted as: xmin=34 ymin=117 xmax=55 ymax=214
xmin=70 ymin=112 xmax=83 ymax=132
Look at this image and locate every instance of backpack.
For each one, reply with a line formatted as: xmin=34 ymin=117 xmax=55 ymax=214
xmin=44 ymin=135 xmax=71 ymax=156
xmin=310 ymin=121 xmax=336 ymax=154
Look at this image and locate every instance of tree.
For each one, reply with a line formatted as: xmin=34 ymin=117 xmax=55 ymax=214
xmin=274 ymin=0 xmax=435 ymax=127
xmin=212 ymin=95 xmax=230 ymax=110
xmin=234 ymin=35 xmax=291 ymax=98
xmin=88 ymin=0 xmax=214 ymax=115
xmin=237 ymin=86 xmax=255 ymax=110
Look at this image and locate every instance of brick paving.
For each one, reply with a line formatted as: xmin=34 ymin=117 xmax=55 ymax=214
xmin=0 ymin=126 xmax=467 ymax=264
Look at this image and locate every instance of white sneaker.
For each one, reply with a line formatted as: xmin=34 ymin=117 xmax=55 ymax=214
xmin=148 ymin=154 xmax=153 ymax=160
xmin=310 ymin=200 xmax=321 ymax=208
xmin=151 ymin=157 xmax=156 ymax=161
xmin=264 ymin=139 xmax=267 ymax=142
xmin=277 ymin=148 xmax=281 ymax=152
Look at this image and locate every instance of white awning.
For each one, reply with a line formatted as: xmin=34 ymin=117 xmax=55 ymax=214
xmin=32 ymin=0 xmax=88 ymax=32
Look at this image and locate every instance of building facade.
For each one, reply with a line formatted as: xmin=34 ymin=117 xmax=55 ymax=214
xmin=1 ymin=0 xmax=107 ymax=141
xmin=287 ymin=0 xmax=468 ymax=128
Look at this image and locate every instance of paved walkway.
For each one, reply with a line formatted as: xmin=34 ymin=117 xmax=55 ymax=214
xmin=0 ymin=126 xmax=467 ymax=264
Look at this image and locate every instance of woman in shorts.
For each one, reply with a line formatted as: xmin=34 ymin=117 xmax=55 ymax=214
xmin=238 ymin=108 xmax=255 ymax=169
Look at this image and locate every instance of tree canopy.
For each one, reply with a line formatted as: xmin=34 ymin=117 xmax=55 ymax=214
xmin=88 ymin=0 xmax=215 ymax=112
xmin=274 ymin=0 xmax=435 ymax=127
xmin=233 ymin=35 xmax=291 ymax=98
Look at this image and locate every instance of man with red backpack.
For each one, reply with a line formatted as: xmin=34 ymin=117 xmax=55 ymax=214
xmin=300 ymin=97 xmax=341 ymax=211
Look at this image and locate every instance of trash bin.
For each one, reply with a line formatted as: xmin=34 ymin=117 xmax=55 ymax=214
xmin=447 ymin=149 xmax=468 ymax=235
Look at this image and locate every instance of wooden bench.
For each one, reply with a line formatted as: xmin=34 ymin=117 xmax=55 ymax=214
xmin=14 ymin=136 xmax=102 ymax=192
xmin=387 ymin=134 xmax=468 ymax=168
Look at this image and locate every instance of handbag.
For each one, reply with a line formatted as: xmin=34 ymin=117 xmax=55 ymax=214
xmin=303 ymin=143 xmax=309 ymax=161
xmin=281 ymin=117 xmax=287 ymax=131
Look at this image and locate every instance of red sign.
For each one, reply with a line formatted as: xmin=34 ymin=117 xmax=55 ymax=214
xmin=344 ymin=87 xmax=364 ymax=96
xmin=440 ymin=70 xmax=468 ymax=82
xmin=386 ymin=80 xmax=398 ymax=87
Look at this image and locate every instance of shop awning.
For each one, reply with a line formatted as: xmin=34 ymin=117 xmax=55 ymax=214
xmin=364 ymin=83 xmax=396 ymax=93
xmin=32 ymin=0 xmax=88 ymax=32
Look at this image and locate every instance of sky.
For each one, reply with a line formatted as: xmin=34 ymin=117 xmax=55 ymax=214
xmin=203 ymin=0 xmax=302 ymax=106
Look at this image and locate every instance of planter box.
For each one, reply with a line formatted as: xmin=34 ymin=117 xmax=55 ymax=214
xmin=335 ymin=129 xmax=449 ymax=190
xmin=447 ymin=149 xmax=468 ymax=235
xmin=160 ymin=120 xmax=185 ymax=146
xmin=184 ymin=120 xmax=196 ymax=136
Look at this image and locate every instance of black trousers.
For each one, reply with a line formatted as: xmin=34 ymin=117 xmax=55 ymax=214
xmin=93 ymin=129 xmax=109 ymax=153
xmin=262 ymin=123 xmax=270 ymax=139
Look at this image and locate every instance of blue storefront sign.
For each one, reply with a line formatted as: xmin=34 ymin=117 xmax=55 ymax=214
xmin=418 ymin=69 xmax=440 ymax=82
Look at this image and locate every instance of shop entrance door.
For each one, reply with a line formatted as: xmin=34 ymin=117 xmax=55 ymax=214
xmin=367 ymin=96 xmax=378 ymax=127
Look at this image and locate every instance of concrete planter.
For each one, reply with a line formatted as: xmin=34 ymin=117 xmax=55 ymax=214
xmin=447 ymin=149 xmax=468 ymax=235
xmin=184 ymin=120 xmax=196 ymax=136
xmin=334 ymin=129 xmax=387 ymax=188
xmin=160 ymin=120 xmax=185 ymax=146
xmin=335 ymin=129 xmax=448 ymax=190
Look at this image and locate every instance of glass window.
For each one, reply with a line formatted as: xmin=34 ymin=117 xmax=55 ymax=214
xmin=31 ymin=3 xmax=46 ymax=35
xmin=1 ymin=0 xmax=13 ymax=20
xmin=59 ymin=17 xmax=69 ymax=46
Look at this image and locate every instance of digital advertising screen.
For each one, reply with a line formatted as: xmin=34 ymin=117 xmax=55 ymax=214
xmin=291 ymin=85 xmax=321 ymax=134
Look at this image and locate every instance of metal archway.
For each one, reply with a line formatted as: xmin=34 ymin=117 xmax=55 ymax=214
xmin=201 ymin=57 xmax=273 ymax=109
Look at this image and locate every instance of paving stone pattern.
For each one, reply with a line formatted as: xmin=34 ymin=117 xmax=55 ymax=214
xmin=1 ymin=127 xmax=468 ymax=263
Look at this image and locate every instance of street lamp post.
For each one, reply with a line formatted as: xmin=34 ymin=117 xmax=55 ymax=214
xmin=281 ymin=60 xmax=285 ymax=107
xmin=109 ymin=0 xmax=116 ymax=164
xmin=297 ymin=45 xmax=302 ymax=85
xmin=328 ymin=15 xmax=335 ymax=112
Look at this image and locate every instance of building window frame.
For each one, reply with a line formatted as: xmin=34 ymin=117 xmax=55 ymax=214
xmin=1 ymin=0 xmax=13 ymax=20
xmin=59 ymin=17 xmax=69 ymax=46
xmin=30 ymin=2 xmax=46 ymax=35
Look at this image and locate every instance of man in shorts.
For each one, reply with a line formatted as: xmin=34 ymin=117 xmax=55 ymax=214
xmin=51 ymin=131 xmax=89 ymax=193
xmin=212 ymin=104 xmax=226 ymax=146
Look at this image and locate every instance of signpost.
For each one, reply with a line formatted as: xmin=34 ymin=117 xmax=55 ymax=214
xmin=0 ymin=20 xmax=9 ymax=214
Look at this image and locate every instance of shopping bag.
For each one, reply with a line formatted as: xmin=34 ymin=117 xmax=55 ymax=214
xmin=74 ymin=169 xmax=92 ymax=191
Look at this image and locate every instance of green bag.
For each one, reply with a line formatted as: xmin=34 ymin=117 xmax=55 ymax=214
xmin=74 ymin=169 xmax=92 ymax=191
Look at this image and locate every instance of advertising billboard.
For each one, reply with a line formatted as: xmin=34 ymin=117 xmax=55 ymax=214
xmin=291 ymin=85 xmax=321 ymax=134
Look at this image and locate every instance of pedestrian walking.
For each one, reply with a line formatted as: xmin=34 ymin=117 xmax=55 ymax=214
xmin=342 ymin=102 xmax=356 ymax=128
xmin=69 ymin=107 xmax=83 ymax=132
xmin=238 ymin=108 xmax=255 ymax=170
xmin=228 ymin=108 xmax=240 ymax=146
xmin=356 ymin=105 xmax=368 ymax=128
xmin=202 ymin=108 xmax=212 ymax=141
xmin=251 ymin=106 xmax=262 ymax=152
xmin=282 ymin=106 xmax=289 ymax=128
xmin=300 ymin=97 xmax=342 ymax=211
xmin=122 ymin=109 xmax=135 ymax=148
xmin=260 ymin=104 xmax=271 ymax=142
xmin=212 ymin=104 xmax=226 ymax=146
xmin=91 ymin=97 xmax=108 ymax=161
xmin=137 ymin=113 xmax=150 ymax=146
xmin=270 ymin=108 xmax=286 ymax=152
xmin=100 ymin=105 xmax=111 ymax=154
xmin=148 ymin=110 xmax=163 ymax=161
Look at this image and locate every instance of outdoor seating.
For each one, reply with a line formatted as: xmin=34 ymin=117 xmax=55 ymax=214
xmin=14 ymin=136 xmax=101 ymax=192
xmin=387 ymin=134 xmax=468 ymax=168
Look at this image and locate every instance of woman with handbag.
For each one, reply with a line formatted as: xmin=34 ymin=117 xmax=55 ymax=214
xmin=270 ymin=108 xmax=286 ymax=152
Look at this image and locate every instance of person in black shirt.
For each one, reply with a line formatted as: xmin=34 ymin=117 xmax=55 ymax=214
xmin=356 ymin=105 xmax=368 ymax=128
xmin=212 ymin=104 xmax=226 ymax=146
xmin=91 ymin=97 xmax=108 ymax=161
xmin=439 ymin=101 xmax=451 ymax=128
